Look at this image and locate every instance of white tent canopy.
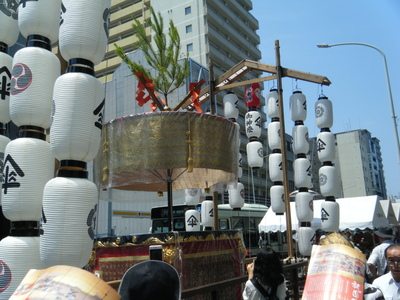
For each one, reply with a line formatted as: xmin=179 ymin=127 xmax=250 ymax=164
xmin=258 ymin=202 xmax=321 ymax=233
xmin=379 ymin=199 xmax=399 ymax=226
xmin=259 ymin=195 xmax=392 ymax=233
xmin=392 ymin=202 xmax=400 ymax=222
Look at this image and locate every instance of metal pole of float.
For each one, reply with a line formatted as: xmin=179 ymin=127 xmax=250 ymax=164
xmin=275 ymin=40 xmax=294 ymax=258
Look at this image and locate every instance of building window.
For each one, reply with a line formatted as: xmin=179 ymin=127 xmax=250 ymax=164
xmin=185 ymin=6 xmax=191 ymax=15
xmin=186 ymin=24 xmax=192 ymax=33
xmin=187 ymin=43 xmax=193 ymax=52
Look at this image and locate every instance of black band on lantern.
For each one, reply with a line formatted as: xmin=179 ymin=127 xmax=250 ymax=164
xmin=296 ymin=153 xmax=306 ymax=159
xmin=57 ymin=160 xmax=88 ymax=178
xmin=273 ymin=181 xmax=283 ymax=185
xmin=295 ymin=120 xmax=304 ymax=126
xmin=0 ymin=42 xmax=8 ymax=53
xmin=318 ymin=95 xmax=328 ymax=100
xmin=300 ymin=222 xmax=311 ymax=227
xmin=298 ymin=187 xmax=309 ymax=193
xmin=247 ymin=106 xmax=257 ymax=111
xmin=18 ymin=125 xmax=46 ymax=140
xmin=67 ymin=58 xmax=95 ymax=76
xmin=271 ymin=117 xmax=279 ymax=122
xmin=320 ymin=128 xmax=331 ymax=132
xmin=272 ymin=149 xmax=281 ymax=154
xmin=322 ymin=161 xmax=333 ymax=166
xmin=325 ymin=196 xmax=336 ymax=201
xmin=0 ymin=123 xmax=4 ymax=136
xmin=26 ymin=35 xmax=51 ymax=51
xmin=10 ymin=221 xmax=40 ymax=237
xmin=293 ymin=90 xmax=303 ymax=94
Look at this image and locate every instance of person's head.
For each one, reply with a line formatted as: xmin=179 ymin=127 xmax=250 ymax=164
xmin=374 ymin=227 xmax=394 ymax=243
xmin=118 ymin=260 xmax=181 ymax=300
xmin=319 ymin=232 xmax=354 ymax=248
xmin=385 ymin=244 xmax=400 ymax=282
xmin=254 ymin=246 xmax=283 ymax=287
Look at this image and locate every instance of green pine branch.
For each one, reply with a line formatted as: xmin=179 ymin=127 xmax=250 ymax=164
xmin=114 ymin=7 xmax=190 ymax=107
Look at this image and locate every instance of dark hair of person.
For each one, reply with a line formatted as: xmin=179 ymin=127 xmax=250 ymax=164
xmin=384 ymin=244 xmax=400 ymax=258
xmin=254 ymin=246 xmax=284 ymax=294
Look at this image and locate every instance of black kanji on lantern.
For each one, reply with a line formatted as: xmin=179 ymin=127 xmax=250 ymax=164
xmin=19 ymin=0 xmax=38 ymax=9
xmin=103 ymin=7 xmax=110 ymax=38
xmin=60 ymin=2 xmax=66 ymax=26
xmin=0 ymin=66 xmax=11 ymax=101
xmin=186 ymin=215 xmax=198 ymax=227
xmin=93 ymin=98 xmax=105 ymax=130
xmin=2 ymin=154 xmax=24 ymax=194
xmin=317 ymin=138 xmax=327 ymax=152
xmin=87 ymin=204 xmax=97 ymax=240
xmin=321 ymin=208 xmax=330 ymax=221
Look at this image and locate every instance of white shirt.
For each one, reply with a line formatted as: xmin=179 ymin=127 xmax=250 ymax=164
xmin=242 ymin=279 xmax=287 ymax=300
xmin=367 ymin=240 xmax=393 ymax=277
xmin=372 ymin=272 xmax=400 ymax=300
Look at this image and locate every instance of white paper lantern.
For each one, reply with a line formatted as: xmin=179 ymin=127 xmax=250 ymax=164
xmin=10 ymin=47 xmax=60 ymax=129
xmin=315 ymin=96 xmax=333 ymax=129
xmin=292 ymin=125 xmax=309 ymax=155
xmin=270 ymin=185 xmax=285 ymax=214
xmin=0 ymin=52 xmax=13 ymax=123
xmin=321 ymin=200 xmax=340 ymax=232
xmin=295 ymin=192 xmax=313 ymax=222
xmin=269 ymin=153 xmax=283 ymax=182
xmin=317 ymin=131 xmax=336 ymax=163
xmin=297 ymin=227 xmax=314 ymax=256
xmin=267 ymin=89 xmax=279 ymax=119
xmin=41 ymin=177 xmax=98 ymax=268
xmin=18 ymin=0 xmax=62 ymax=44
xmin=184 ymin=188 xmax=200 ymax=206
xmin=238 ymin=152 xmax=243 ymax=179
xmin=51 ymin=72 xmax=104 ymax=162
xmin=2 ymin=137 xmax=55 ymax=221
xmin=0 ymin=5 xmax=19 ymax=47
xmin=319 ymin=165 xmax=337 ymax=197
xmin=59 ymin=0 xmax=111 ymax=66
xmin=0 ymin=236 xmax=45 ymax=299
xmin=268 ymin=121 xmax=280 ymax=151
xmin=245 ymin=110 xmax=262 ymax=138
xmin=290 ymin=91 xmax=307 ymax=122
xmin=201 ymin=200 xmax=214 ymax=229
xmin=223 ymin=92 xmax=238 ymax=120
xmin=294 ymin=158 xmax=311 ymax=189
xmin=247 ymin=140 xmax=263 ymax=168
xmin=185 ymin=209 xmax=201 ymax=231
xmin=228 ymin=182 xmax=244 ymax=209
xmin=0 ymin=134 xmax=10 ymax=205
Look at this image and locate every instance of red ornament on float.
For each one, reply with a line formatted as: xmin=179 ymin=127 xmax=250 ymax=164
xmin=244 ymin=83 xmax=261 ymax=108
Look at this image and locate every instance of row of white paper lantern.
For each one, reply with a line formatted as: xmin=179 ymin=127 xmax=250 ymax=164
xmin=266 ymin=89 xmax=286 ymax=215
xmin=0 ymin=1 xmax=61 ymax=297
xmin=290 ymin=90 xmax=314 ymax=256
xmin=41 ymin=0 xmax=110 ymax=268
xmin=316 ymin=96 xmax=339 ymax=232
xmin=223 ymin=92 xmax=245 ymax=210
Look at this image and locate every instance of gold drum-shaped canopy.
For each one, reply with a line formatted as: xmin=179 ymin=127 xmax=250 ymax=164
xmin=101 ymin=111 xmax=238 ymax=192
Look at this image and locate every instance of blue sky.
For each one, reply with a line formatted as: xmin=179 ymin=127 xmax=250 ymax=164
xmin=251 ymin=0 xmax=400 ymax=198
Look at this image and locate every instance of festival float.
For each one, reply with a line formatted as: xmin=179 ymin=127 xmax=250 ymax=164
xmin=0 ymin=2 xmax=333 ymax=299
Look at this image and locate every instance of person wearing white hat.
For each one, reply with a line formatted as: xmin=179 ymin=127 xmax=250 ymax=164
xmin=367 ymin=227 xmax=395 ymax=280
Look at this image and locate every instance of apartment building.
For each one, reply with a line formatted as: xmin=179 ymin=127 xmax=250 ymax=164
xmin=309 ymin=129 xmax=387 ymax=199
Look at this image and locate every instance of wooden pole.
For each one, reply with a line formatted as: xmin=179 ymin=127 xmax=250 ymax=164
xmin=275 ymin=40 xmax=294 ymax=258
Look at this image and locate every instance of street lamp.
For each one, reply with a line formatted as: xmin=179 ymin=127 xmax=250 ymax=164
xmin=317 ymin=42 xmax=400 ymax=169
